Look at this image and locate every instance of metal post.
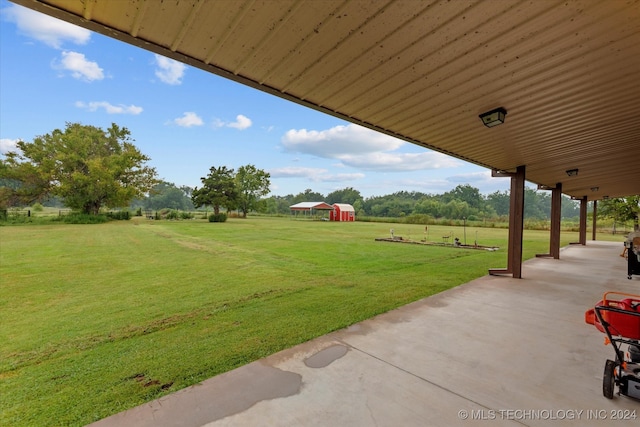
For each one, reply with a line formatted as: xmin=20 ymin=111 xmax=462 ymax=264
xmin=592 ymin=200 xmax=598 ymax=241
xmin=489 ymin=165 xmax=526 ymax=278
xmin=579 ymin=196 xmax=588 ymax=245
xmin=463 ymin=217 xmax=467 ymax=245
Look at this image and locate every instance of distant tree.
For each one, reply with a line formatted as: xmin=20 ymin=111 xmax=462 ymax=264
xmin=442 ymin=184 xmax=484 ymax=210
xmin=0 ymin=123 xmax=158 ymax=214
xmin=365 ymin=194 xmax=414 ymax=217
xmin=414 ymin=197 xmax=444 ymax=218
xmin=235 ymin=164 xmax=271 ymax=218
xmin=179 ymin=185 xmax=194 ymax=198
xmin=599 ymin=196 xmax=640 ymax=231
xmin=264 ymin=195 xmax=293 ymax=215
xmin=191 ymin=166 xmax=238 ymax=215
xmin=352 ymin=199 xmax=364 ymax=216
xmin=560 ymin=196 xmax=580 ymax=218
xmin=487 ymin=190 xmax=510 ymax=217
xmin=326 ymin=187 xmax=362 ymax=205
xmin=523 ymin=188 xmax=550 ymax=220
xmin=440 ymin=200 xmax=471 ymax=220
xmin=144 ymin=182 xmax=194 ymax=211
xmin=292 ymin=189 xmax=325 ymax=204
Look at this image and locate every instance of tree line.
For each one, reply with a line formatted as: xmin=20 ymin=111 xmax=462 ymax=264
xmin=262 ymin=185 xmax=583 ymax=221
xmin=1 ymin=122 xmax=637 ymax=228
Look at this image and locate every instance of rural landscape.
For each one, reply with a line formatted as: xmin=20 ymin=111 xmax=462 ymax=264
xmin=1 ymin=123 xmax=638 ymax=426
xmin=1 ymin=215 xmax=628 ymax=426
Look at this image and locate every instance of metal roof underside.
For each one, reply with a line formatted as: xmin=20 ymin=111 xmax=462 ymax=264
xmin=12 ymin=0 xmax=640 ymax=201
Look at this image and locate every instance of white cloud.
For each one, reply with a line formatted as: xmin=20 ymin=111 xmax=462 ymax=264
xmin=228 ymin=114 xmax=252 ymax=130
xmin=173 ymin=112 xmax=203 ymax=127
xmin=55 ymin=51 xmax=104 ymax=81
xmin=281 ymin=123 xmax=460 ymax=172
xmin=446 ymin=170 xmax=492 ymax=184
xmin=269 ymin=167 xmax=364 ymax=183
xmin=75 ymin=101 xmax=143 ymax=115
xmin=340 ymin=151 xmax=460 ymax=172
xmin=213 ymin=114 xmax=253 ymax=130
xmin=154 ymin=54 xmax=186 ymax=85
xmin=282 ymin=124 xmax=404 ymax=158
xmin=317 ymin=172 xmax=365 ymax=182
xmin=269 ymin=167 xmax=328 ymax=179
xmin=3 ymin=4 xmax=91 ymax=48
xmin=0 ymin=138 xmax=20 ymax=154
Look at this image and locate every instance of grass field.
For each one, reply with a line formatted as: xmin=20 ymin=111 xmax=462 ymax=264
xmin=0 ymin=217 xmax=623 ymax=426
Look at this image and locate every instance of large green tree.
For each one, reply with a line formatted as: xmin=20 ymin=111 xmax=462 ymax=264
xmin=326 ymin=187 xmax=362 ymax=205
xmin=598 ymin=196 xmax=640 ymax=231
xmin=0 ymin=123 xmax=158 ymax=214
xmin=442 ymin=184 xmax=484 ymax=210
xmin=235 ymin=164 xmax=270 ymax=218
xmin=191 ymin=166 xmax=238 ymax=215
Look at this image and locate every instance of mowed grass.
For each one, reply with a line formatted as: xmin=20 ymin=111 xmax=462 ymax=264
xmin=0 ymin=217 xmax=611 ymax=426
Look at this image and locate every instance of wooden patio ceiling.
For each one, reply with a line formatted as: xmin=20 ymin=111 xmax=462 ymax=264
xmin=11 ymin=0 xmax=640 ymax=201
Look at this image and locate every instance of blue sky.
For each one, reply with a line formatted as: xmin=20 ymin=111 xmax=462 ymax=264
xmin=0 ymin=1 xmax=511 ymax=199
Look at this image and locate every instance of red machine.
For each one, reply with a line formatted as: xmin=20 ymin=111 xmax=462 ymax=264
xmin=585 ymin=292 xmax=640 ymax=399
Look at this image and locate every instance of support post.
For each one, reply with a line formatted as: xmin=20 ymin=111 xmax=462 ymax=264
xmin=592 ymin=200 xmax=598 ymax=241
xmin=536 ymin=183 xmax=562 ymax=259
xmin=579 ymin=196 xmax=587 ymax=245
xmin=489 ymin=165 xmax=525 ymax=278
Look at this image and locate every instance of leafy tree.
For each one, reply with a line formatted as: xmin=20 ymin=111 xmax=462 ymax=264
xmin=292 ymin=189 xmax=325 ymax=204
xmin=326 ymin=187 xmax=362 ymax=205
xmin=442 ymin=184 xmax=484 ymax=210
xmin=487 ymin=190 xmax=510 ymax=217
xmin=599 ymin=196 xmax=640 ymax=231
xmin=264 ymin=195 xmax=293 ymax=215
xmin=144 ymin=182 xmax=194 ymax=211
xmin=560 ymin=196 xmax=580 ymax=218
xmin=235 ymin=164 xmax=271 ymax=218
xmin=352 ymin=199 xmax=364 ymax=216
xmin=414 ymin=197 xmax=444 ymax=218
xmin=523 ymin=188 xmax=550 ymax=220
xmin=0 ymin=123 xmax=158 ymax=214
xmin=191 ymin=166 xmax=238 ymax=215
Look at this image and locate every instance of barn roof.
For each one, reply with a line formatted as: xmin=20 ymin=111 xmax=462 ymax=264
xmin=333 ymin=204 xmax=355 ymax=212
xmin=289 ymin=202 xmax=334 ymax=211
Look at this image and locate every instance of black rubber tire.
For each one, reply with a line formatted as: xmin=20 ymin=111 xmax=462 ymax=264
xmin=603 ymin=359 xmax=616 ymax=399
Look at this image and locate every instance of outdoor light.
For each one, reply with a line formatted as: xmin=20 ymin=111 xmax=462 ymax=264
xmin=537 ymin=184 xmax=555 ymax=190
xmin=479 ymin=107 xmax=507 ymax=127
xmin=566 ymin=169 xmax=579 ymax=177
xmin=603 ymin=195 xmax=610 ymax=200
xmin=591 ymin=187 xmax=599 ymax=192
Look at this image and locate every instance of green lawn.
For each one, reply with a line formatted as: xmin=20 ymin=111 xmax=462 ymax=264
xmin=0 ymin=217 xmax=620 ymax=426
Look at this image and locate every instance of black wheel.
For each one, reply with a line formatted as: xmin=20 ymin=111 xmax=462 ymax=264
xmin=629 ymin=275 xmax=633 ymax=280
xmin=603 ymin=359 xmax=616 ymax=399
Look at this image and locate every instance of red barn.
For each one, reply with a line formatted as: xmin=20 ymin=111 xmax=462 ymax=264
xmin=330 ymin=204 xmax=355 ymax=222
xmin=289 ymin=202 xmax=334 ymax=219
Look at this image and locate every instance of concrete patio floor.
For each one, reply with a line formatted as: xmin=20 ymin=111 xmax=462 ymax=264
xmin=90 ymin=241 xmax=639 ymax=427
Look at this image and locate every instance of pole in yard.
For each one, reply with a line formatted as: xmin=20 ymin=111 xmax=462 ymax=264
xmin=463 ymin=217 xmax=467 ymax=245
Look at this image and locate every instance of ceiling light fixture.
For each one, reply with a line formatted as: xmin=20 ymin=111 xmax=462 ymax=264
xmin=591 ymin=187 xmax=599 ymax=192
xmin=566 ymin=169 xmax=579 ymax=177
xmin=537 ymin=184 xmax=555 ymax=190
xmin=479 ymin=107 xmax=507 ymax=127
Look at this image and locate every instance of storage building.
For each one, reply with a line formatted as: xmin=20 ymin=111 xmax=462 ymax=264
xmin=330 ymin=204 xmax=355 ymax=222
